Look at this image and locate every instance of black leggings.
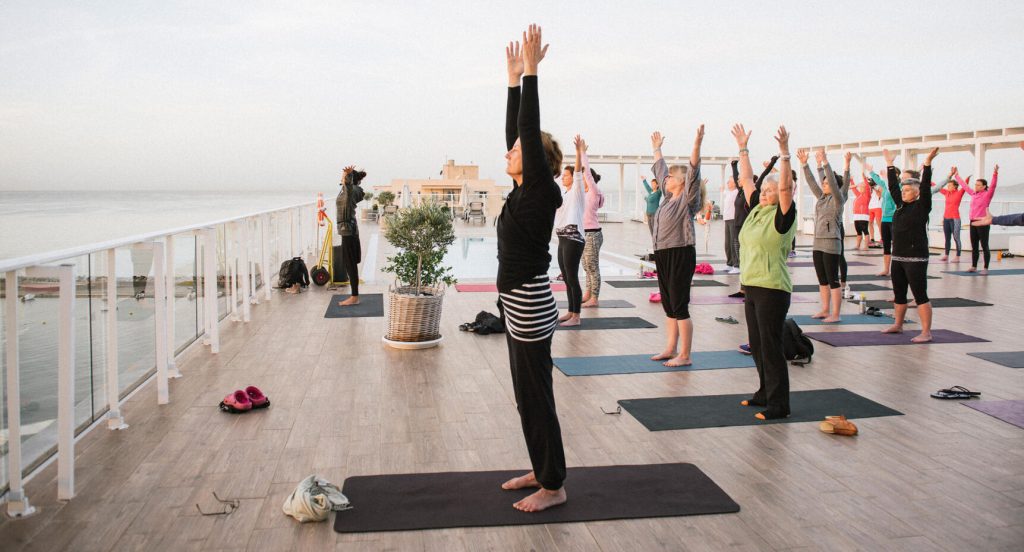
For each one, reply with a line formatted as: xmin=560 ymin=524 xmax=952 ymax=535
xmin=812 ymin=250 xmax=842 ymax=289
xmin=891 ymin=260 xmax=929 ymax=305
xmin=970 ymin=224 xmax=991 ymax=269
xmin=505 ymin=331 xmax=566 ymax=490
xmin=838 ymin=223 xmax=848 ymax=283
xmin=557 ymin=237 xmax=585 ymax=313
xmin=744 ymin=285 xmax=792 ymax=416
xmin=341 ymin=233 xmax=361 ymax=296
xmin=881 ymin=221 xmax=893 ymax=255
xmin=654 ymin=246 xmax=696 ymax=319
xmin=854 ymin=220 xmax=869 ymax=236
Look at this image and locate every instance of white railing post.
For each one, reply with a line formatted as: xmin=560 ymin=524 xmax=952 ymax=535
xmin=151 ymin=241 xmax=169 ymax=405
xmin=262 ymin=215 xmax=272 ymax=301
xmin=105 ymin=249 xmax=127 ymax=430
xmin=5 ymin=269 xmax=36 ymax=517
xmin=203 ymin=228 xmax=219 ymax=353
xmin=165 ymin=237 xmax=179 ymax=378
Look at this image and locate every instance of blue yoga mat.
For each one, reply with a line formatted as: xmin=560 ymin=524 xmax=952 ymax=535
xmin=787 ymin=314 xmax=913 ymax=326
xmin=554 ymin=351 xmax=755 ymax=376
xmin=943 ymin=269 xmax=1024 ymax=276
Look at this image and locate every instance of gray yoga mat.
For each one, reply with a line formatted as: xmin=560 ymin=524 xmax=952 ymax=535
xmin=554 ymin=351 xmax=755 ymax=376
xmin=607 ymin=279 xmax=727 ymax=288
xmin=791 ymin=283 xmax=891 ymax=293
xmin=324 ymin=294 xmax=384 ymax=318
xmin=556 ymin=317 xmax=657 ymax=331
xmin=944 ymin=269 xmax=1024 ymax=276
xmin=842 ymin=274 xmax=939 ymax=282
xmin=847 ymin=297 xmax=993 ymax=310
xmin=788 ymin=314 xmax=911 ymax=326
xmin=967 ymin=351 xmax=1024 ymax=369
xmin=618 ymin=388 xmax=902 ymax=431
xmin=805 ymin=329 xmax=989 ymax=347
xmin=690 ymin=294 xmax=816 ymax=305
xmin=962 ymin=400 xmax=1024 ymax=430
xmin=556 ymin=299 xmax=634 ymax=309
xmin=788 ymin=261 xmax=871 ymax=267
xmin=333 ymin=463 xmax=739 ymax=533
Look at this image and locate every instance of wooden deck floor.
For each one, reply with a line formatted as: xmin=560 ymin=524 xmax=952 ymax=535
xmin=2 ymin=220 xmax=1023 ymax=551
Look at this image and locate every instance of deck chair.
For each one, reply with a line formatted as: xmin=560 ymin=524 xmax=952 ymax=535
xmin=466 ymin=201 xmax=486 ymax=224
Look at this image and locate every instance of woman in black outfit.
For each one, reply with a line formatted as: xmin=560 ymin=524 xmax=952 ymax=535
xmin=881 ymin=147 xmax=937 ymax=343
xmin=336 ymin=165 xmax=365 ymax=306
xmin=496 ymin=25 xmax=567 ymax=513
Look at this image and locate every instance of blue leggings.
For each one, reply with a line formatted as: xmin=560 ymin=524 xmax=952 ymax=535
xmin=942 ymin=218 xmax=962 ymax=256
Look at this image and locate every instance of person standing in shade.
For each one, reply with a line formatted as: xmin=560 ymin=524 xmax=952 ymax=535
xmin=649 ymin=125 xmax=704 ymax=367
xmin=799 ymin=148 xmax=848 ymax=323
xmin=336 ymin=165 xmax=366 ymax=306
xmin=496 ymin=25 xmax=567 ymax=513
xmin=642 ymin=177 xmax=662 ymax=239
xmin=722 ymin=176 xmax=741 ymax=273
xmin=959 ymin=165 xmax=999 ymax=274
xmin=881 ymin=147 xmax=937 ymax=343
xmin=733 ymin=124 xmax=798 ymax=420
xmin=579 ymin=140 xmax=605 ymax=308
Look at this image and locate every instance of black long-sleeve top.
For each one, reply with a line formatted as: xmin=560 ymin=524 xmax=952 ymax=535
xmin=888 ymin=165 xmax=933 ymax=259
xmin=734 ymin=155 xmax=779 ymax=228
xmin=496 ymin=76 xmax=562 ymax=293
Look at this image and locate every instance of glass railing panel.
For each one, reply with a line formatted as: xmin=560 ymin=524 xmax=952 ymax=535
xmin=217 ymin=225 xmax=227 ymax=319
xmin=114 ymin=246 xmax=156 ymax=396
xmin=173 ymin=234 xmax=200 ymax=354
xmin=1 ymin=272 xmax=8 ymax=491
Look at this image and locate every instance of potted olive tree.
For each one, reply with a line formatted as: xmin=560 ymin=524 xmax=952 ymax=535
xmin=381 ymin=199 xmax=456 ymax=349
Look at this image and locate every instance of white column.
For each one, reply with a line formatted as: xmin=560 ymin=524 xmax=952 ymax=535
xmin=262 ymin=215 xmax=272 ymax=301
xmin=55 ymin=264 xmax=76 ymax=500
xmin=973 ymin=142 xmax=987 ymax=182
xmin=899 ymin=147 xmax=909 ymax=172
xmin=165 ymin=237 xmax=179 ymax=378
xmin=106 ymin=250 xmax=127 ymax=429
xmin=5 ymin=270 xmax=36 ymax=516
xmin=152 ymin=241 xmax=169 ymax=405
xmin=290 ymin=210 xmax=297 ymax=257
xmin=203 ymin=227 xmax=219 ymax=353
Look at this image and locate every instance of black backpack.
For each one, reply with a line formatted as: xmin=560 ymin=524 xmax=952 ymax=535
xmin=459 ymin=311 xmax=505 ymax=335
xmin=277 ymin=257 xmax=310 ymax=288
xmin=783 ymin=319 xmax=814 ymax=363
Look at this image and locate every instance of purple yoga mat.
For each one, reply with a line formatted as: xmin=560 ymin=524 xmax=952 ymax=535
xmin=962 ymin=400 xmax=1024 ymax=430
xmin=787 ymin=261 xmax=871 ymax=267
xmin=690 ymin=295 xmax=816 ymax=305
xmin=805 ymin=329 xmax=989 ymax=347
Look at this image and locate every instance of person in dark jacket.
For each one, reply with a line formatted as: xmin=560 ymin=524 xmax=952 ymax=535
xmin=336 ymin=165 xmax=366 ymax=306
xmin=880 ymin=147 xmax=938 ymax=342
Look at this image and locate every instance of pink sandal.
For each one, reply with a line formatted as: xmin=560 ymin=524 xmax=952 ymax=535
xmin=245 ymin=386 xmax=270 ymax=409
xmin=219 ymin=390 xmax=252 ymax=413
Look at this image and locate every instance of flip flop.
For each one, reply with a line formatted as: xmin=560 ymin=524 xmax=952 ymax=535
xmin=715 ymin=316 xmax=739 ymax=325
xmin=930 ymin=386 xmax=981 ymax=400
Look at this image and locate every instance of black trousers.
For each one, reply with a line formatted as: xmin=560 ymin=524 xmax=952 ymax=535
xmin=891 ymin=260 xmax=929 ymax=305
xmin=341 ymin=233 xmax=361 ymax=296
xmin=881 ymin=221 xmax=893 ymax=255
xmin=838 ymin=223 xmax=848 ymax=283
xmin=744 ymin=286 xmax=791 ymax=415
xmin=970 ymin=224 xmax=991 ymax=269
xmin=654 ymin=246 xmax=696 ymax=319
xmin=557 ymin=237 xmax=585 ymax=313
xmin=505 ymin=331 xmax=566 ymax=490
xmin=812 ymin=250 xmax=841 ymax=288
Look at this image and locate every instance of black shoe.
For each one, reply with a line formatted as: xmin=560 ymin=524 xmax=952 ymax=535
xmin=728 ymin=291 xmax=745 ymax=298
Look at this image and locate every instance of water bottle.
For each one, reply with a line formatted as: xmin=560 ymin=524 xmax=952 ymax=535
xmin=859 ymin=293 xmax=866 ymax=314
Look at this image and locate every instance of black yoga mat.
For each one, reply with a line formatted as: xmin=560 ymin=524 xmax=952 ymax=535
xmin=333 ymin=463 xmax=739 ymax=533
xmin=842 ymin=274 xmax=939 ymax=282
xmin=968 ymin=351 xmax=1024 ymax=369
xmin=847 ymin=297 xmax=993 ymax=309
xmin=619 ymin=388 xmax=902 ymax=431
xmin=556 ymin=317 xmax=657 ymax=331
xmin=788 ymin=261 xmax=871 ymax=267
xmin=555 ymin=299 xmax=634 ymax=309
xmin=607 ymin=279 xmax=727 ymax=288
xmin=324 ymin=294 xmax=384 ymax=318
xmin=805 ymin=329 xmax=988 ymax=347
xmin=944 ymin=268 xmax=1024 ymax=276
xmin=791 ymin=283 xmax=890 ymax=293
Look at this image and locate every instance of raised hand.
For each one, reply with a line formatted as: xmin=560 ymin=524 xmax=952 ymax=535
xmin=573 ymin=134 xmax=585 ymax=154
xmin=694 ymin=124 xmax=705 ymax=146
xmin=924 ymin=147 xmax=939 ymax=165
xmin=343 ymin=165 xmax=356 ymax=175
xmin=994 ymin=164 xmax=999 ymax=173
xmin=863 ymin=161 xmax=874 ymax=173
xmin=730 ymin=124 xmax=750 ymax=149
xmin=522 ymin=24 xmax=549 ymax=76
xmin=883 ymin=149 xmax=898 ymax=167
xmin=651 ymin=131 xmax=665 ymax=151
xmin=506 ymin=41 xmax=523 ymax=84
xmin=814 ymin=149 xmax=826 ymax=166
xmin=796 ymin=148 xmax=810 ymax=165
xmin=951 ymin=166 xmax=958 ymax=175
xmin=774 ymin=126 xmax=790 ymax=154
xmin=844 ymin=151 xmax=852 ymax=164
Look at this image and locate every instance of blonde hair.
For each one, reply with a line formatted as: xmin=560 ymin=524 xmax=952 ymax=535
xmin=540 ymin=131 xmax=563 ymax=178
xmin=668 ymin=165 xmax=689 ymax=179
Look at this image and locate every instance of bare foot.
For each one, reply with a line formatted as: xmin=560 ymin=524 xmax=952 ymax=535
xmin=501 ymin=471 xmax=541 ymax=491
xmin=967 ymin=266 xmax=976 ymax=273
xmin=558 ymin=311 xmax=572 ymax=322
xmin=911 ymin=333 xmax=933 ymax=343
xmin=663 ymin=355 xmax=692 ymax=367
xmin=822 ymin=316 xmax=841 ymax=324
xmin=580 ymin=299 xmax=599 ymax=308
xmin=876 ymin=271 xmax=889 ymax=277
xmin=811 ymin=311 xmax=829 ymax=319
xmin=580 ymin=293 xmax=592 ymax=303
xmin=513 ymin=487 xmax=567 ymax=513
xmin=881 ymin=325 xmax=903 ymax=334
xmin=559 ymin=316 xmax=581 ymax=327
xmin=651 ymin=350 xmax=676 ymax=361
xmin=952 ymin=256 xmax=960 ymax=263
xmin=338 ymin=296 xmax=360 ymax=306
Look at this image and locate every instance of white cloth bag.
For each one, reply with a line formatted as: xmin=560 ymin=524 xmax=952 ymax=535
xmin=282 ymin=474 xmax=351 ymax=522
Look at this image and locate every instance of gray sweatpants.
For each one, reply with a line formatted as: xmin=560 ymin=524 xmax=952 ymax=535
xmin=724 ymin=219 xmax=740 ymax=268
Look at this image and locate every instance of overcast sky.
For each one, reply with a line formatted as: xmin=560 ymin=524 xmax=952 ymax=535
xmin=2 ymin=1 xmax=1023 ymax=192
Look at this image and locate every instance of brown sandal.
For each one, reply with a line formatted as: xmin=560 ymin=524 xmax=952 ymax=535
xmin=819 ymin=415 xmax=858 ymax=436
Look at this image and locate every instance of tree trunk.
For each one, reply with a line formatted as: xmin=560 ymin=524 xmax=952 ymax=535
xmin=416 ymin=254 xmax=422 ymax=296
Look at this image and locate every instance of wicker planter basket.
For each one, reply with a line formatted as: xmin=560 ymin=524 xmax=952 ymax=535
xmin=383 ymin=284 xmax=446 ymax=349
